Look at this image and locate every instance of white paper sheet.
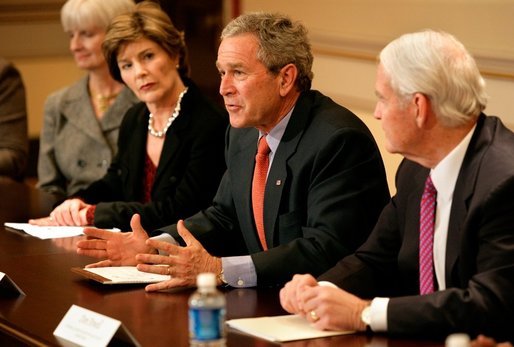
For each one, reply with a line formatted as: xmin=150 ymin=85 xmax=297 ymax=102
xmin=226 ymin=314 xmax=354 ymax=342
xmin=3 ymin=223 xmax=119 ymax=239
xmin=76 ymin=266 xmax=171 ymax=284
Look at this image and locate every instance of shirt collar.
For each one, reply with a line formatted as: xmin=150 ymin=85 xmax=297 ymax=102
xmin=431 ymin=124 xmax=476 ymax=202
xmin=258 ymin=106 xmax=294 ymax=154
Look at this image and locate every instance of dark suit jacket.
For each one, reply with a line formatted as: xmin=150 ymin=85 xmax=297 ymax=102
xmin=318 ymin=114 xmax=514 ymax=342
xmin=76 ymin=81 xmax=228 ymax=231
xmin=0 ymin=58 xmax=28 ymax=180
xmin=156 ymin=90 xmax=390 ymax=286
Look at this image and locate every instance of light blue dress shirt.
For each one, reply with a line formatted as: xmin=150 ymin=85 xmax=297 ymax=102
xmin=152 ymin=108 xmax=294 ymax=288
xmin=222 ymin=108 xmax=293 ymax=287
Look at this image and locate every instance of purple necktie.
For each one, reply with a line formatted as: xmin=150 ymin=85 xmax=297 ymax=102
xmin=419 ymin=175 xmax=437 ymax=295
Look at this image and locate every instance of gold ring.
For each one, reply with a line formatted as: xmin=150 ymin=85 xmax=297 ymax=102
xmin=310 ymin=310 xmax=319 ymax=322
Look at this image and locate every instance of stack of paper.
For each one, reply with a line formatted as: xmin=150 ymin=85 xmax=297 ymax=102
xmin=4 ymin=223 xmax=120 ymax=239
xmin=226 ymin=314 xmax=354 ymax=342
xmin=72 ymin=266 xmax=171 ymax=285
xmin=4 ymin=223 xmax=86 ymax=239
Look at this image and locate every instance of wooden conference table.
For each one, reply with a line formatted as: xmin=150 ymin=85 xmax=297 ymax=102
xmin=0 ymin=178 xmax=445 ymax=346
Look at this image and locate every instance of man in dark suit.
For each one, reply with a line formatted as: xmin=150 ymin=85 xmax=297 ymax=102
xmin=76 ymin=12 xmax=390 ymax=290
xmin=280 ymin=30 xmax=514 ymax=343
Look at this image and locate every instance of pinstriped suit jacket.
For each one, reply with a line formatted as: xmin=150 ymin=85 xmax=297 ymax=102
xmin=319 ymin=114 xmax=514 ymax=342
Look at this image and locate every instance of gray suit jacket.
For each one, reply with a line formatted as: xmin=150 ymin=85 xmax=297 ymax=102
xmin=37 ymin=76 xmax=138 ymax=196
xmin=0 ymin=58 xmax=28 ymax=180
xmin=319 ymin=115 xmax=514 ymax=342
xmin=156 ymin=90 xmax=390 ymax=286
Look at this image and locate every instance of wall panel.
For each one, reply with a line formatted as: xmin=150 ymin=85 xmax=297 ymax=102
xmin=242 ymin=0 xmax=514 ymax=190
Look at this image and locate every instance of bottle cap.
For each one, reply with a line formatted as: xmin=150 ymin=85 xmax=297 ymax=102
xmin=445 ymin=333 xmax=471 ymax=347
xmin=197 ymin=273 xmax=216 ymax=288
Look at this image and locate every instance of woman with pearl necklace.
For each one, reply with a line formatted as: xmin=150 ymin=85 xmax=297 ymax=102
xmin=31 ymin=1 xmax=227 ymax=231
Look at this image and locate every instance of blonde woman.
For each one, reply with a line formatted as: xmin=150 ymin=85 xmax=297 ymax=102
xmin=37 ymin=0 xmax=139 ymax=196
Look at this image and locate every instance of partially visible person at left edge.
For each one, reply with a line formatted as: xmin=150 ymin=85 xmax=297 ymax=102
xmin=0 ymin=57 xmax=28 ymax=181
xmin=75 ymin=12 xmax=390 ymax=291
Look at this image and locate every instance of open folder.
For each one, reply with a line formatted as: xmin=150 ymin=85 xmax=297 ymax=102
xmin=226 ymin=314 xmax=354 ymax=342
xmin=72 ymin=266 xmax=170 ymax=285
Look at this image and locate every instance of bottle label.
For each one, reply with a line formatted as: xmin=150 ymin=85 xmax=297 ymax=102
xmin=189 ymin=307 xmax=226 ymax=341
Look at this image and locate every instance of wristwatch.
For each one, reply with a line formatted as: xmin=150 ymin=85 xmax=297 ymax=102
xmin=217 ymin=268 xmax=228 ymax=285
xmin=361 ymin=305 xmax=371 ymax=328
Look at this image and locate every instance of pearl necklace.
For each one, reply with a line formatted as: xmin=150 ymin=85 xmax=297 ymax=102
xmin=148 ymin=87 xmax=188 ymax=138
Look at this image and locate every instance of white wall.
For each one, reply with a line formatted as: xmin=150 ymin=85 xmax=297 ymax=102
xmin=3 ymin=0 xmax=514 ymax=189
xmin=241 ymin=0 xmax=514 ymax=191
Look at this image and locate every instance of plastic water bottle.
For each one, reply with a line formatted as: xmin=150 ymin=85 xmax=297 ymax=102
xmin=445 ymin=333 xmax=471 ymax=347
xmin=189 ymin=273 xmax=226 ymax=346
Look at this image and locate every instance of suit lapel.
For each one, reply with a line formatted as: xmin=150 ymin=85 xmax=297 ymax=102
xmin=123 ymin=106 xmax=148 ymax=199
xmin=61 ymin=77 xmax=111 ymax=146
xmin=263 ymin=92 xmax=312 ymax=248
xmin=99 ymin=86 xmax=137 ymax=132
xmin=406 ymin=166 xmax=430 ymax=267
xmin=152 ymin=99 xmax=190 ymax=191
xmin=232 ymin=128 xmax=261 ymax=251
xmin=445 ymin=115 xmax=489 ymax=283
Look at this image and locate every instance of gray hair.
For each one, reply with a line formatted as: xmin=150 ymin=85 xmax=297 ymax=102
xmin=379 ymin=30 xmax=488 ymax=127
xmin=221 ymin=12 xmax=313 ymax=92
xmin=61 ymin=0 xmax=135 ymax=32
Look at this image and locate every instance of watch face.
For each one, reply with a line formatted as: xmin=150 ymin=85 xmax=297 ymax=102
xmin=361 ymin=306 xmax=371 ymax=326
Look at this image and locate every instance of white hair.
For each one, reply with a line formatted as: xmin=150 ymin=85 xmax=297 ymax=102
xmin=379 ymin=30 xmax=488 ymax=127
xmin=61 ymin=0 xmax=135 ymax=32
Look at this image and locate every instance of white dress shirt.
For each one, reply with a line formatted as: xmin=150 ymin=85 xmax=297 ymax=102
xmin=366 ymin=124 xmax=476 ymax=332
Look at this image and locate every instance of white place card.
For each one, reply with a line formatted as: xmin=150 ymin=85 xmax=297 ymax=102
xmin=53 ymin=305 xmax=140 ymax=347
xmin=0 ymin=272 xmax=25 ymax=296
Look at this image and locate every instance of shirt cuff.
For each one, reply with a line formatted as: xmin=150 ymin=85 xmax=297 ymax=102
xmin=86 ymin=205 xmax=96 ymax=225
xmin=149 ymin=233 xmax=178 ymax=255
xmin=317 ymin=281 xmax=338 ymax=288
xmin=369 ymin=297 xmax=389 ymax=332
xmin=221 ymin=256 xmax=257 ymax=288
xmin=316 ymin=281 xmax=388 ymax=332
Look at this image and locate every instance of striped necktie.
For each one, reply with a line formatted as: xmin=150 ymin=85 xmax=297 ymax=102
xmin=419 ymin=175 xmax=437 ymax=295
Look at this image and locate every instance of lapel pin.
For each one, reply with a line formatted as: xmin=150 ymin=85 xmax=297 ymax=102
xmin=276 ymin=180 xmax=282 ymax=186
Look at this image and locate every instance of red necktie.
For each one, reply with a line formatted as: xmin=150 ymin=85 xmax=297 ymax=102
xmin=419 ymin=175 xmax=437 ymax=295
xmin=252 ymin=136 xmax=270 ymax=250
